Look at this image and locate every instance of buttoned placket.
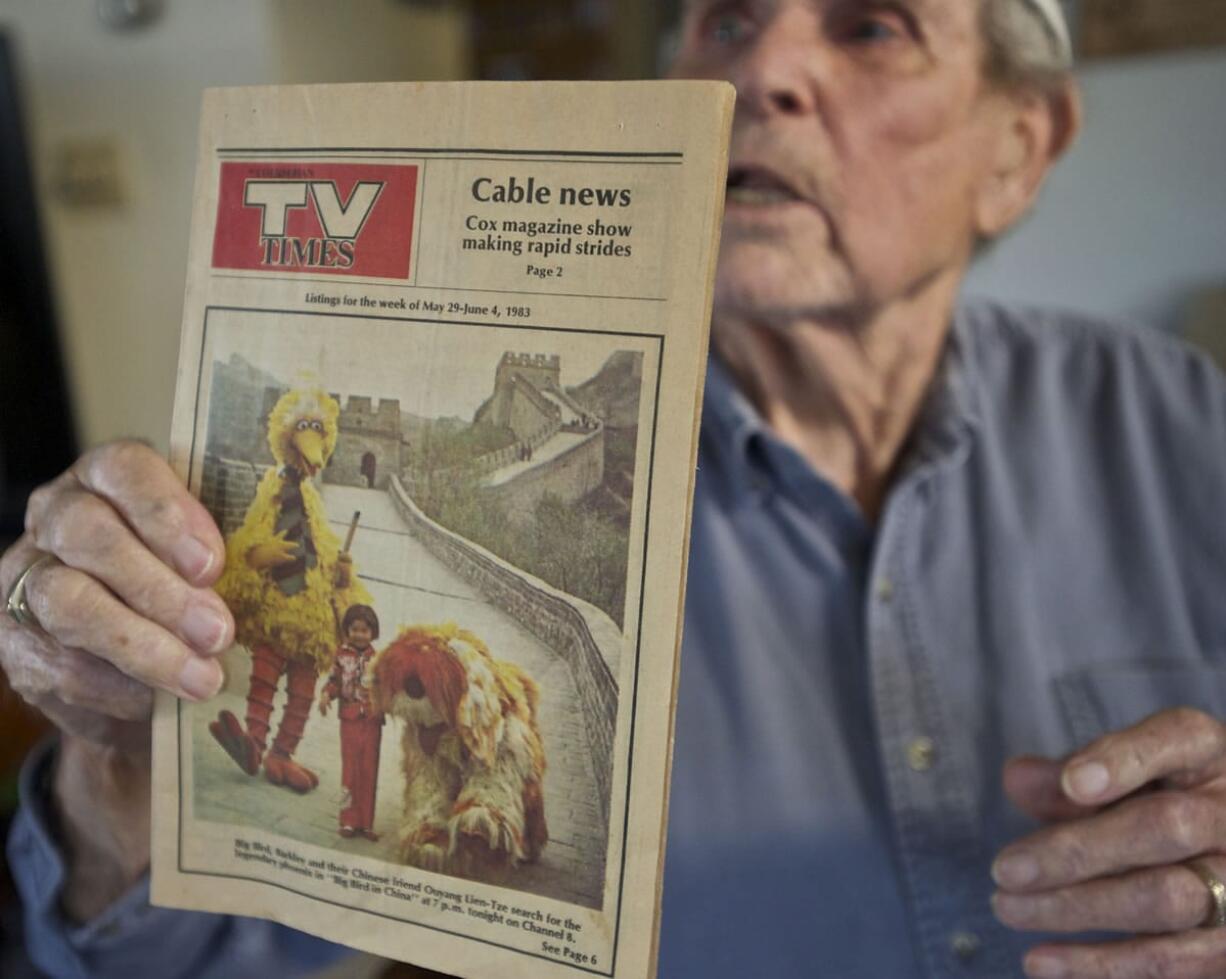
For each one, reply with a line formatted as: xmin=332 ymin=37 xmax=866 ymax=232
xmin=865 ymin=460 xmax=1016 ymax=975
xmin=700 ymin=338 xmax=1012 ymax=975
xmin=866 ymin=477 xmax=1003 ymax=975
xmin=857 ymin=315 xmax=1018 ymax=974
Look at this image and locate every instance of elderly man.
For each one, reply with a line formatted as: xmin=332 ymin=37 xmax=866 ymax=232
xmin=4 ymin=0 xmax=1226 ymax=977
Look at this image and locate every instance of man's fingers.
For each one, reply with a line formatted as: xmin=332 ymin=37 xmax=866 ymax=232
xmin=27 ymin=687 xmax=153 ymax=749
xmin=3 ymin=441 xmax=227 ymax=754
xmin=1005 ymin=755 xmax=1101 ymax=823
xmin=0 ymin=615 xmax=152 ymax=724
xmin=993 ymin=857 xmax=1226 ymax=935
xmin=1060 ymin=708 xmax=1226 ymax=807
xmin=68 ymin=440 xmax=224 ymax=586
xmin=1019 ymin=927 xmax=1226 ymax=979
xmin=993 ymin=789 xmax=1226 ymax=892
xmin=23 ymin=560 xmax=224 ymax=702
xmin=28 ymin=694 xmax=150 ymax=752
xmin=27 ymin=485 xmax=233 ymax=656
xmin=0 ymin=534 xmax=41 ymax=598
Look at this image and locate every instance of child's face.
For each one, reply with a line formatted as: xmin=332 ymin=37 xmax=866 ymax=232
xmin=346 ymin=619 xmax=375 ymax=650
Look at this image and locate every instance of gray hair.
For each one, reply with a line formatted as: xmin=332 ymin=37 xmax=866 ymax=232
xmin=981 ymin=0 xmax=1074 ymax=94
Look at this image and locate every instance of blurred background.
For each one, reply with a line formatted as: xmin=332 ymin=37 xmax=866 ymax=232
xmin=0 ymin=1 xmax=1223 ymax=976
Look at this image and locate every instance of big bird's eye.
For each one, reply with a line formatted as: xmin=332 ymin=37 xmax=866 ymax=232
xmin=296 ymin=420 xmax=311 ymax=431
xmin=311 ymin=420 xmax=324 ymax=433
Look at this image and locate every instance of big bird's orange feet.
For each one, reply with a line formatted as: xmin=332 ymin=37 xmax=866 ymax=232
xmin=263 ymin=750 xmax=319 ymax=794
xmin=209 ymin=710 xmax=262 ymax=776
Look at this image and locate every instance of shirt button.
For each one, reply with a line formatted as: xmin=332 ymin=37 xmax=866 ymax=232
xmin=907 ymin=736 xmax=937 ymax=772
xmin=951 ymin=931 xmax=981 ymax=962
xmin=875 ymin=577 xmax=894 ymax=602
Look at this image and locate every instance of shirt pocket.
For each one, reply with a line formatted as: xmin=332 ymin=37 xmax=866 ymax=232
xmin=1053 ymin=661 xmax=1226 ymax=747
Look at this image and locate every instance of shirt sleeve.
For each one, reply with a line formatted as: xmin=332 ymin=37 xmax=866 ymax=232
xmin=323 ymin=651 xmax=343 ymax=699
xmin=6 ymin=738 xmax=353 ymax=979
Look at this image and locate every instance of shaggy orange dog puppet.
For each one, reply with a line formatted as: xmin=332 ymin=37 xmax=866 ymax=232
xmin=373 ymin=624 xmax=548 ymax=879
xmin=210 ymin=388 xmax=371 ymax=793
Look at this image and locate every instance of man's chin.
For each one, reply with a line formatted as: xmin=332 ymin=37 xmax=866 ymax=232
xmin=713 ymin=265 xmax=861 ymax=329
xmin=713 ymin=236 xmax=861 ymax=326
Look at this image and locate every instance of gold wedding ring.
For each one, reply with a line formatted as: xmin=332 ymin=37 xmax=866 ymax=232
xmin=1186 ymin=860 xmax=1226 ymax=929
xmin=3 ymin=553 xmax=56 ymax=629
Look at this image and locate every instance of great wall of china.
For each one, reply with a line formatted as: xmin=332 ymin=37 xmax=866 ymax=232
xmin=199 ymin=350 xmax=635 ymax=838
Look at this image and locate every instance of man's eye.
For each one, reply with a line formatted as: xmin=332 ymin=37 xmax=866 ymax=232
xmin=834 ymin=6 xmax=915 ymax=46
xmin=848 ymin=17 xmax=900 ymax=42
xmin=708 ymin=11 xmax=751 ymax=45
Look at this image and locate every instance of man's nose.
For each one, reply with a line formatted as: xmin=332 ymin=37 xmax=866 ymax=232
xmin=727 ymin=8 xmax=824 ymax=119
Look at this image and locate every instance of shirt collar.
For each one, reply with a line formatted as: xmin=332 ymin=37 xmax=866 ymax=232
xmin=896 ymin=306 xmax=981 ymax=478
xmin=700 ymin=352 xmax=765 ymax=469
xmin=701 ymin=306 xmax=981 ymax=491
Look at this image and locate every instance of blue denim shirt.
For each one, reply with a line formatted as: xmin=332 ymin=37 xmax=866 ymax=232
xmin=10 ymin=301 xmax=1226 ymax=978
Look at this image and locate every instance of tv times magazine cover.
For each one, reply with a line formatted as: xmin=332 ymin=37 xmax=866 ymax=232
xmin=152 ymin=81 xmax=733 ymax=979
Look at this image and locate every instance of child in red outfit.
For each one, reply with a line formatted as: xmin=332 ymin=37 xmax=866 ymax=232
xmin=319 ymin=604 xmax=384 ymax=841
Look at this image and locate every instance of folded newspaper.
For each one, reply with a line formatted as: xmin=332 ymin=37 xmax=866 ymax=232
xmin=151 ymin=80 xmax=733 ymax=978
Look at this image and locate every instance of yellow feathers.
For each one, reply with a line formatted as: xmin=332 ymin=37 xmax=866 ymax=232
xmin=216 ymin=389 xmax=369 ymax=669
xmin=266 ymin=388 xmax=340 ymax=473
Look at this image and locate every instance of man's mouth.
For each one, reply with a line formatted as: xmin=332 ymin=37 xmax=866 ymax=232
xmin=726 ymin=166 xmax=802 ymax=206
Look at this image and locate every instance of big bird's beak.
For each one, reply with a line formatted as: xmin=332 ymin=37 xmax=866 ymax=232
xmin=291 ymin=427 xmax=326 ymax=476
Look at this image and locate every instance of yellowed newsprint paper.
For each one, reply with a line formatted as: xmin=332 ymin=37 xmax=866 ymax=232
xmin=151 ymin=81 xmax=733 ymax=979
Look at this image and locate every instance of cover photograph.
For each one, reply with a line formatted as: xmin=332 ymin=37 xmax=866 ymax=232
xmin=152 ymin=80 xmax=733 ymax=979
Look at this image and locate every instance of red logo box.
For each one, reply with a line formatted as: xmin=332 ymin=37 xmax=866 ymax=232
xmin=211 ymin=161 xmax=418 ymax=279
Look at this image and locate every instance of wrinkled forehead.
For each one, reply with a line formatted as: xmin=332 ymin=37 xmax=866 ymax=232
xmin=679 ymin=0 xmax=1069 ymax=50
xmin=675 ymin=0 xmax=988 ymax=71
xmin=677 ymin=0 xmax=985 ymax=50
xmin=679 ymin=0 xmax=969 ymax=14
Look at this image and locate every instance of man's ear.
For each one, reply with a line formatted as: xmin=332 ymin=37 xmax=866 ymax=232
xmin=974 ymin=78 xmax=1082 ymax=240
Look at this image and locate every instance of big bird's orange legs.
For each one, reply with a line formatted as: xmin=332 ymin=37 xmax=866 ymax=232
xmin=264 ymin=656 xmax=320 ymax=793
xmin=209 ymin=644 xmax=320 ymax=794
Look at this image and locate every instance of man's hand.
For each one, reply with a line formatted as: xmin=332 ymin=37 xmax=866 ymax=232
xmin=319 ymin=691 xmax=332 ymax=716
xmin=0 ymin=440 xmax=234 ymax=919
xmin=993 ymin=708 xmax=1226 ymax=978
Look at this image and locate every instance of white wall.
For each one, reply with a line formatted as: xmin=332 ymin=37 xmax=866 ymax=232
xmin=6 ymin=5 xmax=1224 ymax=449
xmin=965 ymin=48 xmax=1226 ymax=334
xmin=2 ymin=1 xmax=469 ymax=451
xmin=3 ymin=2 xmax=275 ymax=451
xmin=271 ymin=1 xmax=470 ymax=85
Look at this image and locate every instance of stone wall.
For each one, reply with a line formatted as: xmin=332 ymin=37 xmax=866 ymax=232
xmin=199 ymin=454 xmax=271 ymax=535
xmin=550 ymin=384 xmax=592 ymax=421
xmin=204 ymin=357 xmax=282 ymax=465
xmin=340 ymin=395 xmax=400 ymax=436
xmin=389 ymin=477 xmax=617 ymax=833
xmin=326 ymin=431 xmax=402 ymax=490
xmin=402 ymin=417 xmax=561 ymax=496
xmin=327 ymin=394 xmax=404 ymax=490
xmin=487 ymin=427 xmax=605 ymax=513
xmin=496 ymin=351 xmax=561 ymax=393
xmin=507 ymin=378 xmax=560 ymax=443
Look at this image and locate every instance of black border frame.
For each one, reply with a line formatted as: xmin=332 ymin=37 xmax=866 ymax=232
xmin=177 ymin=304 xmax=667 ymax=977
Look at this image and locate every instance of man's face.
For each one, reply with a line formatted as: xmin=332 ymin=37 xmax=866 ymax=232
xmin=672 ymin=0 xmax=1016 ymax=326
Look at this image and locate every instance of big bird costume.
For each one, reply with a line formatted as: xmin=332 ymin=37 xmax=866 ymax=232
xmin=210 ymin=388 xmax=371 ymax=793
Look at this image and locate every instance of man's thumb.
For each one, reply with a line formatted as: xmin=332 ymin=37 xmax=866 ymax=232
xmin=1003 ymin=755 xmax=1101 ymax=823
